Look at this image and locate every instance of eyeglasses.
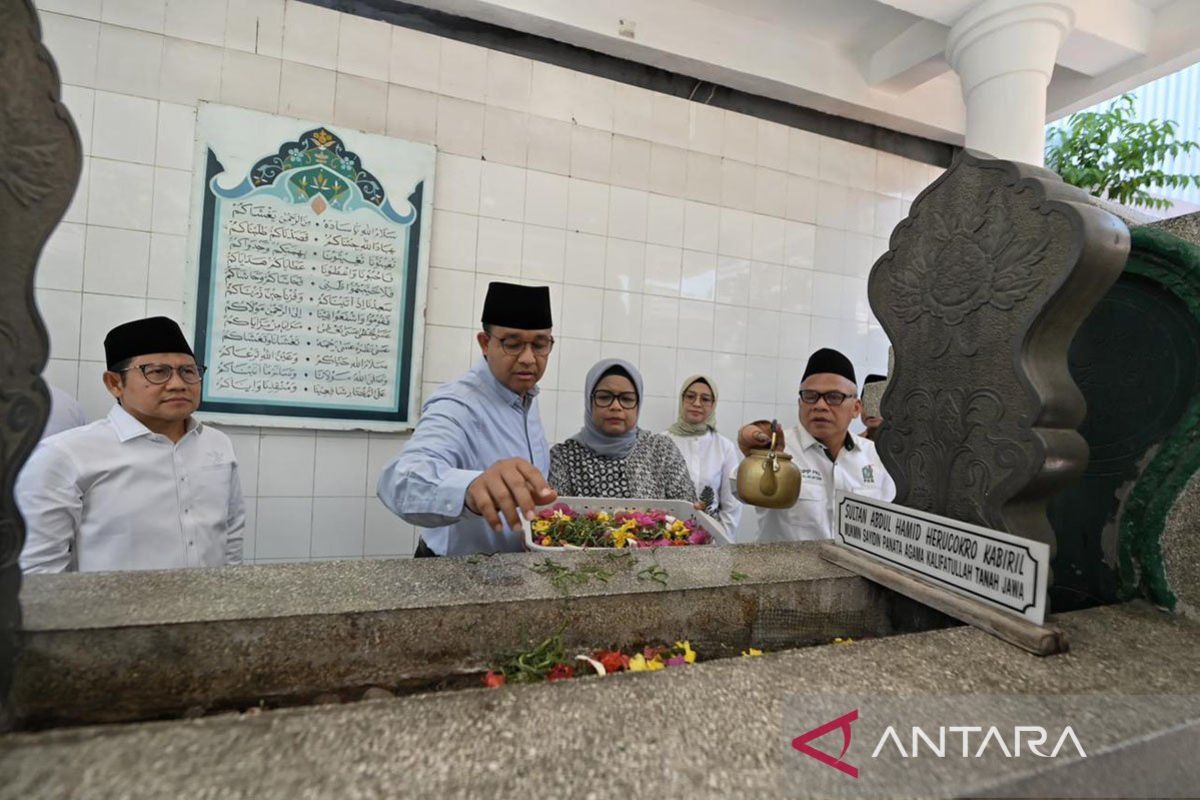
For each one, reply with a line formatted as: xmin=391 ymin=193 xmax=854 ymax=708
xmin=118 ymin=363 xmax=206 ymax=385
xmin=593 ymin=390 xmax=639 ymax=409
xmin=494 ymin=335 xmax=555 ymax=356
xmin=682 ymin=391 xmax=714 ymax=405
xmin=799 ymin=390 xmax=855 ymax=407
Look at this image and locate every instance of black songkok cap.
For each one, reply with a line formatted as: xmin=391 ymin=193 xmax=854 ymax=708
xmin=481 ymin=282 xmax=553 ymax=330
xmin=104 ymin=316 xmax=194 ymax=370
xmin=802 ymin=347 xmax=856 ymax=385
xmin=863 ymin=373 xmax=887 ymax=387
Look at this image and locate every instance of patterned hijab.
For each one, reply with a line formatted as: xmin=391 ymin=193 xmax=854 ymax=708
xmin=570 ymin=359 xmax=644 ymax=458
xmin=668 ymin=375 xmax=718 ymax=437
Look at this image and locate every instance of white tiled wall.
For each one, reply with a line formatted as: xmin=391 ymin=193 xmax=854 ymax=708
xmin=32 ymin=0 xmax=942 ymax=559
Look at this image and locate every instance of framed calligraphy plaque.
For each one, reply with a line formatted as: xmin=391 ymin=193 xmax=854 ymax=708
xmin=186 ymin=104 xmax=434 ymax=431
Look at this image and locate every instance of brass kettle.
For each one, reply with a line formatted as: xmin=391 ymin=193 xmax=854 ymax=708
xmin=736 ymin=420 xmax=801 ymax=509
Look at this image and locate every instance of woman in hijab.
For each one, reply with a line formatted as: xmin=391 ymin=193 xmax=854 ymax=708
xmin=663 ymin=375 xmax=743 ymax=534
xmin=548 ymin=359 xmax=697 ymax=502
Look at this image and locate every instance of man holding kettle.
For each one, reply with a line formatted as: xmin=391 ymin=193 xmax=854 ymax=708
xmin=736 ymin=348 xmax=895 ymax=542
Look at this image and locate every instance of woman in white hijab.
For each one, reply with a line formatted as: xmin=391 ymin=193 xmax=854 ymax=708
xmin=664 ymin=375 xmax=743 ymax=535
xmin=548 ymin=359 xmax=697 ymax=502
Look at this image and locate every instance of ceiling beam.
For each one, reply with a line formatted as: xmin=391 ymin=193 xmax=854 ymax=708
xmin=865 ymin=19 xmax=952 ymax=93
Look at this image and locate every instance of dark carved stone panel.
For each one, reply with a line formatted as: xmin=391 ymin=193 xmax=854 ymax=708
xmin=869 ymin=151 xmax=1128 ymax=569
xmin=0 ymin=0 xmax=83 ymax=729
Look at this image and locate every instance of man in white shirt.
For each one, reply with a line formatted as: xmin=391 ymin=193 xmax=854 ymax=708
xmin=738 ymin=348 xmax=895 ymax=542
xmin=18 ymin=317 xmax=244 ymax=573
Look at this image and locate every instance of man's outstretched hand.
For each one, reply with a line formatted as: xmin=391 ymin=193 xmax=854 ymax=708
xmin=465 ymin=458 xmax=558 ymax=532
xmin=737 ymin=420 xmax=786 ymax=457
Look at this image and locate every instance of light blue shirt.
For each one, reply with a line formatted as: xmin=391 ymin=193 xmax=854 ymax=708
xmin=376 ymin=359 xmax=551 ymax=555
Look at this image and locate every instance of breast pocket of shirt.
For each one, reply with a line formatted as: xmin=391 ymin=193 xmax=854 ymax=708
xmin=192 ymin=462 xmax=234 ymax=522
xmin=797 ymin=478 xmax=825 ymax=504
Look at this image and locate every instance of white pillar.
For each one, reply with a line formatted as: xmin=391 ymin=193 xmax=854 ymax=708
xmin=946 ymin=0 xmax=1074 ymax=165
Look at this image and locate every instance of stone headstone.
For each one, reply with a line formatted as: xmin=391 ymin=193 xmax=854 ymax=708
xmin=0 ymin=1 xmax=83 ymax=729
xmin=868 ymin=150 xmax=1128 ymax=566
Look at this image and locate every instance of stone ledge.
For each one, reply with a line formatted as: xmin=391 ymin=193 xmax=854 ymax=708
xmin=0 ymin=602 xmax=1195 ymax=799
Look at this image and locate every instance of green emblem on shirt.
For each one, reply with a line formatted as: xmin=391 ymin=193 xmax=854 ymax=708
xmin=862 ymin=465 xmax=875 ymax=484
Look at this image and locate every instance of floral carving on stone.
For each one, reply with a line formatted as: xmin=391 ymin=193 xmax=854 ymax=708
xmin=869 ymin=150 xmax=1129 ymax=558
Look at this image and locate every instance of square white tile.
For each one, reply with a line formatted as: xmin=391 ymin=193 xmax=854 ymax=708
xmin=526 ymin=116 xmax=571 ymax=175
xmin=610 ymin=135 xmax=651 ymax=191
xmin=682 ymin=201 xmax=719 ymax=253
xmin=717 ymin=208 xmax=754 ymax=259
xmin=722 ymin=112 xmax=757 ymax=164
xmin=524 ymin=170 xmax=569 ymax=229
xmin=687 ymin=103 xmax=724 ymax=156
xmin=786 ymin=174 xmax=818 ymax=223
xmin=788 ymin=129 xmax=820 ymax=177
xmin=564 ymin=231 xmax=607 ymax=288
xmin=311 ymin=497 xmax=367 ymax=557
xmin=313 ymin=436 xmax=370 ymax=496
xmin=679 ymin=249 xmax=716 ymax=302
xmin=756 ymin=120 xmax=790 ymax=170
xmin=101 ymin=0 xmax=164 ymax=33
xmin=331 ymin=73 xmax=387 ymax=134
xmin=747 ymin=309 xmax=781 ymax=357
xmin=225 ymin=0 xmax=285 ymax=57
xmin=528 ymin=61 xmax=573 ymax=122
xmin=146 ymin=232 xmax=185 ymax=300
xmin=476 ymin=217 xmax=523 ymax=276
xmin=748 ymin=261 xmax=782 ymax=311
xmin=570 ymin=126 xmax=612 ymax=183
xmin=521 ymin=224 xmax=566 ymax=283
xmin=439 ymin=38 xmax=487 ymax=102
xmin=83 ymin=225 xmax=150 ymax=296
xmin=433 ymin=153 xmax=481 ymax=215
xmin=743 ymin=356 xmax=777 ymax=403
xmin=36 ymin=222 xmax=86 ymax=292
xmin=220 ymin=50 xmax=281 ymax=114
xmin=650 ymin=93 xmax=689 ymax=149
xmin=713 ymin=304 xmax=748 ymax=353
xmin=436 ymin=96 xmax=485 ymax=158
xmin=364 ymin=501 xmax=414 ymax=557
xmin=35 ymin=289 xmax=82 ymax=361
xmin=158 ymin=39 xmax=223 ymax=106
xmin=781 ymin=267 xmax=814 ymax=315
xmin=366 ymin=433 xmax=407 ymax=496
xmin=816 ymin=182 xmax=849 ymax=230
xmin=555 ymin=338 xmax=600 ymax=392
xmin=711 ymin=351 xmax=746 ymax=403
xmin=385 ymin=84 xmax=437 ymax=144
xmin=646 ymin=195 xmax=684 ymax=248
xmin=602 ymin=237 xmax=644 ymax=293
xmin=640 ymin=294 xmax=679 ymax=348
xmin=429 ymin=210 xmax=477 ymax=271
xmin=813 ymin=227 xmax=845 ymax=274
xmin=40 ymin=14 xmax=99 ymax=88
xmin=164 ymin=0 xmax=226 ymax=46
xmin=155 ymin=101 xmax=196 ymax=170
xmin=714 ymin=256 xmax=750 ymax=306
xmin=278 ymin=61 xmax=336 ymax=123
xmin=612 ymin=82 xmax=652 ymax=140
xmin=90 ymin=91 xmax=157 ymax=164
xmin=387 ymin=24 xmax=440 ymax=91
xmin=639 ymin=345 xmax=677 ymax=397
xmin=560 ymin=285 xmax=604 ymax=340
xmin=424 ymin=267 xmax=477 ymax=327
xmin=482 ymin=106 xmax=528 ymax=167
xmin=258 ymin=433 xmax=316 ymax=496
xmin=721 ymin=159 xmax=757 ymax=212
xmin=649 ymin=144 xmax=686 ymax=198
xmin=479 ymin=162 xmax=526 ymax=222
xmin=255 ymin=497 xmax=313 ymax=559
xmin=607 ymin=186 xmax=648 ymax=242
xmin=684 ymin=151 xmax=722 ymax=205
xmin=676 ymin=298 xmax=714 ymax=351
xmin=600 ymin=291 xmax=643 ymax=345
xmin=644 ymin=244 xmax=682 ymax=297
xmin=784 ymin=222 xmax=816 ymax=269
xmin=151 ymin=166 xmax=191 ymax=236
xmin=571 ymin=74 xmax=616 ymax=133
xmin=566 ymin=179 xmax=609 ymax=236
xmin=94 ymin=24 xmax=162 ymax=97
xmin=281 ymin=0 xmax=339 ymax=69
xmin=752 ymin=214 xmax=787 ymax=265
xmin=421 ymin=325 xmax=471 ymax=383
xmin=486 ymin=50 xmax=532 ymax=112
xmin=336 ymin=13 xmax=390 ymax=81
xmin=754 ymin=168 xmax=788 ymax=218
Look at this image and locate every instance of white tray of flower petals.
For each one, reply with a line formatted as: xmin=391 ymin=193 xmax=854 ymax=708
xmin=522 ymin=497 xmax=731 ymax=552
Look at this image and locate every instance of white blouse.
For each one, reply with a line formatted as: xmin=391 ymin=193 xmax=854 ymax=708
xmin=664 ymin=429 xmax=743 ymax=537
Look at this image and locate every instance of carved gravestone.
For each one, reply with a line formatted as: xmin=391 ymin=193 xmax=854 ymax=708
xmin=0 ymin=0 xmax=83 ymax=729
xmin=868 ymin=151 xmax=1129 ymax=568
